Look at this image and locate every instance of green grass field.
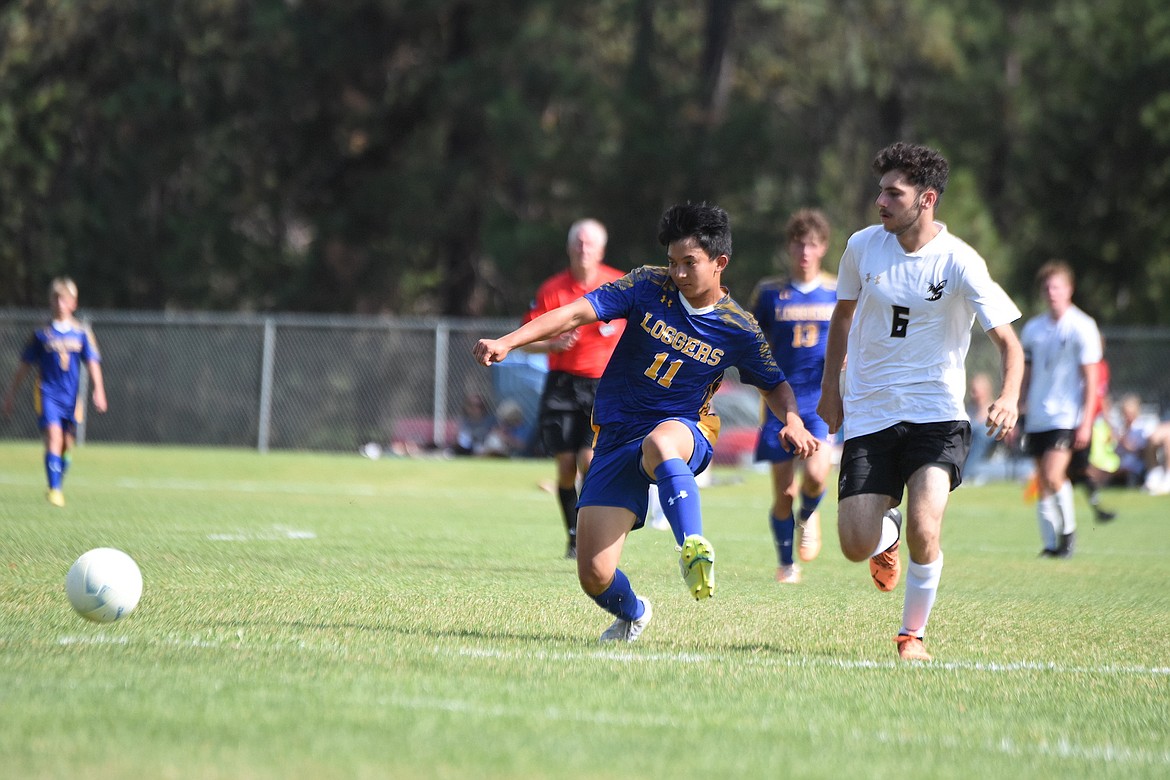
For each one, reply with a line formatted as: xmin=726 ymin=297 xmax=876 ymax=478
xmin=2 ymin=441 xmax=1168 ymax=779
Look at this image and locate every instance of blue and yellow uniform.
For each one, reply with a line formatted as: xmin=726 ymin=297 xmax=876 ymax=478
xmin=750 ymin=274 xmax=836 ymax=461
xmin=21 ymin=320 xmax=101 ymax=434
xmin=579 ymin=266 xmax=786 ymax=524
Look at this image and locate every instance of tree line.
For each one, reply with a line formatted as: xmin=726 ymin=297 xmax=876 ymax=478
xmin=2 ymin=0 xmax=1168 ymax=323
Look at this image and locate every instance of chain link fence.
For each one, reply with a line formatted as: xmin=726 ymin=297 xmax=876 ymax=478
xmin=1 ymin=308 xmax=1168 ymax=455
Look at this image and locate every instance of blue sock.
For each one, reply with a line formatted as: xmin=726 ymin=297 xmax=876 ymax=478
xmin=771 ymin=514 xmax=796 ymax=565
xmin=45 ymin=453 xmax=64 ymax=490
xmin=654 ymin=458 xmax=703 ymax=546
xmin=798 ymin=490 xmax=825 ymax=523
xmin=589 ymin=569 xmax=644 ymax=621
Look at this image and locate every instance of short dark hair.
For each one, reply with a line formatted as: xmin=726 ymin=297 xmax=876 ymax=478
xmin=785 ymin=208 xmax=830 ymax=244
xmin=657 ymin=202 xmax=732 ymax=258
xmin=872 ymin=142 xmax=949 ymax=197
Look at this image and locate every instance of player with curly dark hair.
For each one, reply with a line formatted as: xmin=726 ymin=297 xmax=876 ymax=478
xmin=818 ymin=142 xmax=1024 ymax=661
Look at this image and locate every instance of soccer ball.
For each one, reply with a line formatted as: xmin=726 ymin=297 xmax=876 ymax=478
xmin=65 ymin=548 xmax=143 ymax=623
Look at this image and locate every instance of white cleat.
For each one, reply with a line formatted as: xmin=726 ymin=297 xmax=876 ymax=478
xmin=775 ymin=564 xmax=801 ymax=584
xmin=599 ymin=599 xmax=652 ymax=643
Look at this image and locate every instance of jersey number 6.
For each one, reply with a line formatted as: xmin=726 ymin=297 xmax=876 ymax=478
xmin=891 ymin=305 xmax=910 ymax=338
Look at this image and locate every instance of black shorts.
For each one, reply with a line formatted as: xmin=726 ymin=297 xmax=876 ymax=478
xmin=538 ymin=371 xmax=600 ymax=454
xmin=1023 ymin=429 xmax=1076 ymax=459
xmin=838 ymin=421 xmax=972 ymax=502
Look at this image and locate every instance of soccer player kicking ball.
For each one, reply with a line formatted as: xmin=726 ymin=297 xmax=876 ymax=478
xmin=818 ymin=143 xmax=1023 ymax=662
xmin=474 ymin=203 xmax=819 ymax=643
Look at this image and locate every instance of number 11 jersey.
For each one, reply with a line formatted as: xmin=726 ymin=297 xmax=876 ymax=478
xmin=584 ymin=265 xmax=785 ymax=446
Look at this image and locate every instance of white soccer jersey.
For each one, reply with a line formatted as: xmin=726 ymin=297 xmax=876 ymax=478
xmin=837 ymin=223 xmax=1022 ymax=439
xmin=1020 ymin=305 xmax=1102 ymax=432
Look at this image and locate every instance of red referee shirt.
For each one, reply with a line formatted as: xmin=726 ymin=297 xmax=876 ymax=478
xmin=524 ymin=265 xmax=626 ymax=377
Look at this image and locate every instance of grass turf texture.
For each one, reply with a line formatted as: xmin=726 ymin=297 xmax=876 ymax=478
xmin=1 ymin=441 xmax=1168 ymax=779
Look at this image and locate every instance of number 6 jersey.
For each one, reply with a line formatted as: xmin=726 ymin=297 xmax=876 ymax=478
xmin=836 ymin=223 xmax=1021 ymax=440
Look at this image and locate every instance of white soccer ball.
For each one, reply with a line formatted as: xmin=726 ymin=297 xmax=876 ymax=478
xmin=65 ymin=548 xmax=143 ymax=623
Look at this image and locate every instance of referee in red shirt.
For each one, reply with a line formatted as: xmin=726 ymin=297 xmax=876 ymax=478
xmin=524 ymin=219 xmax=625 ymax=558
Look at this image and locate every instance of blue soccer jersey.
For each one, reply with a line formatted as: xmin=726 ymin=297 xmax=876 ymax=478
xmin=21 ymin=320 xmax=101 ymax=417
xmin=584 ymin=266 xmax=785 ymax=446
xmin=750 ymin=274 xmax=837 ymax=395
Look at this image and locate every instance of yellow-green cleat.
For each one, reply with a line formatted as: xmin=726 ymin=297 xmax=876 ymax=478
xmin=679 ymin=534 xmax=715 ymax=599
xmin=47 ymin=489 xmax=65 ymax=508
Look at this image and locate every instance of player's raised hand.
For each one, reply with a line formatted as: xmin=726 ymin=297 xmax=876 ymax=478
xmin=473 ymin=338 xmax=510 ymax=366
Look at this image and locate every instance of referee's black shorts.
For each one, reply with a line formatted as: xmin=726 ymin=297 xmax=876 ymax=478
xmin=538 ymin=371 xmax=600 ymax=454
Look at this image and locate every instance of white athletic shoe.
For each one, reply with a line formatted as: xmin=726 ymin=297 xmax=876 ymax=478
xmin=599 ymin=599 xmax=652 ymax=643
xmin=775 ymin=563 xmax=801 ymax=584
xmin=798 ymin=511 xmax=822 ymax=562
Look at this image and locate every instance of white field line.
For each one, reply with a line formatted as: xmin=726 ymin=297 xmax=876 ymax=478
xmin=45 ymin=633 xmax=1170 ymax=767
xmin=51 ymin=630 xmax=1170 ymax=678
xmin=450 ymin=644 xmax=1170 ymax=677
xmin=0 ymin=473 xmax=547 ymax=501
xmin=53 ymin=630 xmax=1169 ymax=678
xmin=206 ymin=525 xmax=317 ymax=541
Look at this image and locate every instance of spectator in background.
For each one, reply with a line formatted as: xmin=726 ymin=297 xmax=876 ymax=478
xmin=2 ymin=277 xmax=108 ymax=507
xmin=963 ymin=372 xmax=998 ymax=483
xmin=749 ymin=208 xmax=837 ymax=584
xmin=482 ymin=399 xmax=533 ymax=457
xmin=1020 ymin=260 xmax=1102 ymax=557
xmin=453 ymin=392 xmax=496 ymax=456
xmin=523 ymin=219 xmax=625 ymax=559
xmin=1114 ymin=393 xmax=1170 ymax=494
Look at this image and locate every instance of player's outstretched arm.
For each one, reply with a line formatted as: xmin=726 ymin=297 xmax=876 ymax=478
xmin=984 ymin=323 xmax=1023 ymax=441
xmin=474 ymin=297 xmax=599 ymax=367
xmin=760 ymin=381 xmax=820 ymax=459
xmin=817 ymin=299 xmax=855 ymax=435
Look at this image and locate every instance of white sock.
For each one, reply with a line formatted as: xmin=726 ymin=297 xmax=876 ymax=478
xmin=870 ymin=510 xmax=900 ymax=558
xmin=1056 ymin=480 xmax=1076 ymax=534
xmin=901 ymin=553 xmax=943 ymax=638
xmin=1037 ymin=496 xmax=1059 ymax=550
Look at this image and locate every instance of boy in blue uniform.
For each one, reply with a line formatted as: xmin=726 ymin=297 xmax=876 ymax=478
xmin=750 ymin=209 xmax=838 ymax=583
xmin=3 ymin=277 xmax=108 ymax=507
xmin=474 ymin=203 xmax=819 ymax=642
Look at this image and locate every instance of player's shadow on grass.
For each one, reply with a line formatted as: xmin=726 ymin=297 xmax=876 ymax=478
xmin=212 ymin=617 xmax=834 ymax=658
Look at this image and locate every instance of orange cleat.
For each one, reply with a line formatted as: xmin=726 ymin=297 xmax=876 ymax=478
xmin=870 ymin=539 xmax=901 ymax=591
xmin=895 ymin=634 xmax=932 ymax=661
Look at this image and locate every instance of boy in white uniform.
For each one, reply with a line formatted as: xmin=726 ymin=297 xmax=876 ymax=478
xmin=1019 ymin=261 xmax=1102 ymax=558
xmin=819 ymin=142 xmax=1024 ymax=661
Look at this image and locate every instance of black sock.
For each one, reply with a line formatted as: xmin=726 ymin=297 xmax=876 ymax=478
xmin=558 ymin=487 xmax=578 ymax=546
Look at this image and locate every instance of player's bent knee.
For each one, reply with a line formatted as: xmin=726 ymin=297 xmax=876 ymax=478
xmin=838 ymin=539 xmax=871 ymax=563
xmin=577 ymin=562 xmax=614 ymax=596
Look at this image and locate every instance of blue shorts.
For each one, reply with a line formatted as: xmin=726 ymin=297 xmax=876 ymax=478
xmin=578 ymin=418 xmax=713 ymax=530
xmin=37 ymin=396 xmax=78 ymax=435
xmin=754 ymin=406 xmax=830 ymax=463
